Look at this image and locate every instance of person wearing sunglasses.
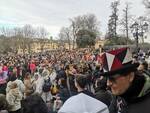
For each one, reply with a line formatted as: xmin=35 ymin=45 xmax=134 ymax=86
xmin=101 ymin=47 xmax=150 ymax=113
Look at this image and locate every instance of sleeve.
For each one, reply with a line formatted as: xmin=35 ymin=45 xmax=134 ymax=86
xmin=36 ymin=78 xmax=44 ymax=94
xmin=6 ymin=82 xmax=11 ymax=93
xmin=17 ymin=91 xmax=23 ymax=100
xmin=108 ymin=95 xmax=118 ymax=113
xmin=6 ymin=91 xmax=15 ymax=106
xmin=19 ymin=80 xmax=25 ymax=93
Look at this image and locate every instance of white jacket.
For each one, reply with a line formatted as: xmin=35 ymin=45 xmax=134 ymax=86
xmin=6 ymin=79 xmax=25 ymax=95
xmin=34 ymin=77 xmax=44 ymax=94
xmin=6 ymin=88 xmax=22 ymax=111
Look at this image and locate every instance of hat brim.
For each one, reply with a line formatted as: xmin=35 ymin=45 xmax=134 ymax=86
xmin=101 ymin=63 xmax=139 ymax=77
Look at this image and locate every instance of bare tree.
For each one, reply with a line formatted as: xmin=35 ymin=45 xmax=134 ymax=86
xmin=10 ymin=27 xmax=24 ymax=53
xmin=0 ymin=27 xmax=12 ymax=37
xmin=0 ymin=25 xmax=48 ymax=54
xmin=70 ymin=19 xmax=80 ymax=49
xmin=36 ymin=27 xmax=48 ymax=52
xmin=59 ymin=27 xmax=72 ymax=50
xmin=143 ymin=0 xmax=150 ymax=8
xmin=83 ymin=14 xmax=100 ymax=32
xmin=22 ymin=24 xmax=36 ymax=54
xmin=136 ymin=16 xmax=149 ymax=43
xmin=0 ymin=27 xmax=16 ymax=53
xmin=0 ymin=35 xmax=12 ymax=53
xmin=120 ymin=2 xmax=132 ymax=45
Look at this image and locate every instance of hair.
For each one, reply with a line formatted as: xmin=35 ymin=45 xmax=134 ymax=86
xmin=96 ymin=77 xmax=107 ymax=90
xmin=141 ymin=61 xmax=148 ymax=70
xmin=96 ymin=65 xmax=100 ymax=70
xmin=75 ymin=75 xmax=87 ymax=89
xmin=21 ymin=94 xmax=48 ymax=113
xmin=59 ymin=78 xmax=67 ymax=88
xmin=24 ymin=72 xmax=31 ymax=79
xmin=65 ymin=65 xmax=70 ymax=70
xmin=39 ymin=68 xmax=43 ymax=74
xmin=9 ymin=74 xmax=17 ymax=81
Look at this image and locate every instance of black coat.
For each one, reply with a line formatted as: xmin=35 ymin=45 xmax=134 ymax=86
xmin=58 ymin=87 xmax=70 ymax=103
xmin=109 ymin=74 xmax=150 ymax=113
xmin=109 ymin=93 xmax=150 ymax=113
xmin=95 ymin=89 xmax=112 ymax=107
xmin=127 ymin=92 xmax=150 ymax=113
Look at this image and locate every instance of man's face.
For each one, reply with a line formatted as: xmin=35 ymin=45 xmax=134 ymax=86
xmin=107 ymin=72 xmax=134 ymax=96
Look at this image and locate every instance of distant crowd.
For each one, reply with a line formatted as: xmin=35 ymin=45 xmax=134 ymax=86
xmin=0 ymin=48 xmax=150 ymax=113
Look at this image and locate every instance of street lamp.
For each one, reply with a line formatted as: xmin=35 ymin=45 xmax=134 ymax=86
xmin=130 ymin=21 xmax=149 ymax=49
xmin=143 ymin=22 xmax=149 ymax=32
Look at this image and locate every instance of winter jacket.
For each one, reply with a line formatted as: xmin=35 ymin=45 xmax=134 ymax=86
xmin=95 ymin=89 xmax=112 ymax=107
xmin=110 ymin=73 xmax=150 ymax=113
xmin=58 ymin=86 xmax=70 ymax=103
xmin=24 ymin=79 xmax=34 ymax=97
xmin=6 ymin=79 xmax=25 ymax=95
xmin=6 ymin=88 xmax=22 ymax=111
xmin=34 ymin=77 xmax=44 ymax=95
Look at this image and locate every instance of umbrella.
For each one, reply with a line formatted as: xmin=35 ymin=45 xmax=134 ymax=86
xmin=58 ymin=93 xmax=109 ymax=113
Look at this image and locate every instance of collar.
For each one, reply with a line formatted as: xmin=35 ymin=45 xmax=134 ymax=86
xmin=120 ymin=75 xmax=145 ymax=103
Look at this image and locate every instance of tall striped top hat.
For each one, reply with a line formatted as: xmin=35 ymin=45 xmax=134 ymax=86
xmin=101 ymin=47 xmax=139 ymax=76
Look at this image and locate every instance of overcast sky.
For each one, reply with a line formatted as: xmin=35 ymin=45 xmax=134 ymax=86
xmin=0 ymin=0 xmax=148 ymax=40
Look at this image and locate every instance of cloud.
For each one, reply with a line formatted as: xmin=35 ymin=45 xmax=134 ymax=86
xmin=0 ymin=0 xmax=147 ymax=38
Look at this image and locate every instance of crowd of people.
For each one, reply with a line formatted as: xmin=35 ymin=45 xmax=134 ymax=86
xmin=0 ymin=47 xmax=150 ymax=113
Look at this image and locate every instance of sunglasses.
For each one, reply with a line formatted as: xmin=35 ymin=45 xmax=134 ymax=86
xmin=106 ymin=75 xmax=120 ymax=83
xmin=106 ymin=73 xmax=128 ymax=83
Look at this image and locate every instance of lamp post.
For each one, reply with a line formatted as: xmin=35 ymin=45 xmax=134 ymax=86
xmin=130 ymin=21 xmax=148 ymax=49
xmin=141 ymin=22 xmax=149 ymax=43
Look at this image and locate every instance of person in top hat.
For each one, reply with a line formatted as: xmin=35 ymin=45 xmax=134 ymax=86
xmin=100 ymin=47 xmax=150 ymax=113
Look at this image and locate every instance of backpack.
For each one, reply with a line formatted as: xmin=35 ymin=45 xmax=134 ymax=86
xmin=42 ymin=77 xmax=51 ymax=92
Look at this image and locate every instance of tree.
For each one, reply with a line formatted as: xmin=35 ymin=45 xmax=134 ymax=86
xmin=0 ymin=27 xmax=12 ymax=37
xmin=0 ymin=25 xmax=49 ymax=54
xmin=70 ymin=19 xmax=78 ymax=49
xmin=22 ymin=25 xmax=36 ymax=54
xmin=143 ymin=0 xmax=150 ymax=8
xmin=69 ymin=13 xmax=100 ymax=49
xmin=107 ymin=0 xmax=120 ymax=39
xmin=76 ymin=29 xmax=96 ymax=48
xmin=104 ymin=34 xmax=134 ymax=46
xmin=59 ymin=27 xmax=72 ymax=50
xmin=0 ymin=35 xmax=12 ymax=53
xmin=11 ymin=27 xmax=24 ymax=53
xmin=36 ymin=27 xmax=48 ymax=52
xmin=120 ymin=2 xmax=132 ymax=45
xmin=0 ymin=27 xmax=17 ymax=53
